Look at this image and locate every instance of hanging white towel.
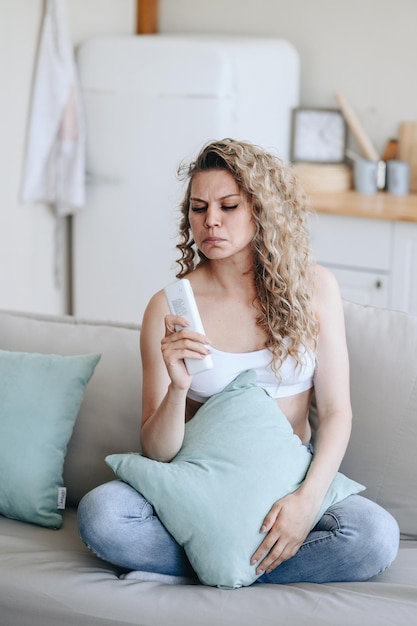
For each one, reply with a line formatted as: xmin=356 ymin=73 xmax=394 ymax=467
xmin=21 ymin=0 xmax=85 ymax=216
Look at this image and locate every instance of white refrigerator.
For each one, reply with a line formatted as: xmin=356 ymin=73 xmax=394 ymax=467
xmin=72 ymin=35 xmax=300 ymax=324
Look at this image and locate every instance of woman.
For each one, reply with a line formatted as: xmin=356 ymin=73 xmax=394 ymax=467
xmin=78 ymin=138 xmax=399 ymax=584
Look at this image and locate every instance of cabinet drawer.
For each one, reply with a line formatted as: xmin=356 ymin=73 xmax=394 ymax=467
xmin=324 ymin=266 xmax=389 ymax=308
xmin=308 ymin=214 xmax=392 ymax=271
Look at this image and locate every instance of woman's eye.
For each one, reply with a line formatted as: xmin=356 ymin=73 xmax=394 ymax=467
xmin=190 ymin=203 xmax=238 ymax=212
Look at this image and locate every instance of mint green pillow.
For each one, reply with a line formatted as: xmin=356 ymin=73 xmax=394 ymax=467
xmin=107 ymin=370 xmax=364 ymax=588
xmin=0 ymin=349 xmax=100 ymax=528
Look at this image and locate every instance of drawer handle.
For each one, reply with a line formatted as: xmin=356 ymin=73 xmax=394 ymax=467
xmin=375 ymin=279 xmax=383 ymax=289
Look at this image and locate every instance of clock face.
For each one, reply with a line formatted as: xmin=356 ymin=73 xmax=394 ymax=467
xmin=291 ymin=108 xmax=346 ymax=163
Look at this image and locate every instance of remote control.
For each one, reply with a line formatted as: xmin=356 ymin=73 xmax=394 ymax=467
xmin=164 ymin=279 xmax=214 ymax=375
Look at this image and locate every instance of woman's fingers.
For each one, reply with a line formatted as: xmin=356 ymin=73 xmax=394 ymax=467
xmin=254 ymin=535 xmax=301 ymax=575
xmin=250 ymin=495 xmax=309 ymax=575
xmin=161 ymin=315 xmax=212 ymax=377
xmin=163 ymin=314 xmax=189 ymax=335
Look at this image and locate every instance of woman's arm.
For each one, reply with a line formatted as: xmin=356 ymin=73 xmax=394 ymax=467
xmin=140 ymin=290 xmax=212 ymax=461
xmin=251 ymin=266 xmax=352 ymax=574
xmin=298 ymin=264 xmax=352 ymax=504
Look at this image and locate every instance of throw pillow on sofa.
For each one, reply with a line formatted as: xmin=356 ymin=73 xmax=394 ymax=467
xmin=107 ymin=370 xmax=364 ymax=588
xmin=0 ymin=349 xmax=100 ymax=529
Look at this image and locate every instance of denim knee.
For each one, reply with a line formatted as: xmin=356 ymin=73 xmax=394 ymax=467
xmin=358 ymin=498 xmax=400 ymax=578
xmin=77 ymin=480 xmax=153 ymax=555
xmin=77 ymin=480 xmax=194 ymax=576
xmin=324 ymin=495 xmax=400 ymax=581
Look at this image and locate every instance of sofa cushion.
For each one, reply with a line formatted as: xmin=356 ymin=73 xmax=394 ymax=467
xmin=0 ymin=310 xmax=142 ymax=507
xmin=0 ymin=510 xmax=416 ymax=626
xmin=107 ymin=370 xmax=364 ymax=589
xmin=337 ymin=301 xmax=417 ymax=539
xmin=0 ymin=349 xmax=100 ymax=528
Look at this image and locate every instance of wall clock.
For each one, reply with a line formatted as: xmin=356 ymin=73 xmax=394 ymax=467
xmin=290 ymin=107 xmax=347 ymax=163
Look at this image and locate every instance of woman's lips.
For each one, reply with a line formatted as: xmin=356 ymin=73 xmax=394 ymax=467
xmin=203 ymin=237 xmax=225 ymax=244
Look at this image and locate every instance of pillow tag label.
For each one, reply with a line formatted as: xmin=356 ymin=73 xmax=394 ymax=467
xmin=57 ymin=487 xmax=67 ymax=510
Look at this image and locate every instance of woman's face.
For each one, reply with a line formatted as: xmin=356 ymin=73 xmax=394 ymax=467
xmin=188 ymin=169 xmax=256 ymax=263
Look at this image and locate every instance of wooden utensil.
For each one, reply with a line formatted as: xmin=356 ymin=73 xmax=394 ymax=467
xmin=335 ymin=91 xmax=380 ymax=161
xmin=398 ymin=121 xmax=417 ymax=192
xmin=381 ymin=139 xmax=399 ymax=162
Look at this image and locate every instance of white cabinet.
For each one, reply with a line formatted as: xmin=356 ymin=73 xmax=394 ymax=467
xmin=308 ymin=214 xmax=392 ymax=308
xmin=308 ymin=192 xmax=417 ymax=315
xmin=391 ymin=222 xmax=417 ymax=316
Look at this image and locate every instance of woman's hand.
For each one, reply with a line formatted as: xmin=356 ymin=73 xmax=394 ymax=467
xmin=251 ymin=489 xmax=319 ymax=575
xmin=161 ymin=314 xmax=211 ymax=388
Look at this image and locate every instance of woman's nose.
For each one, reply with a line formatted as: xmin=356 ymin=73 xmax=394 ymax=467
xmin=204 ymin=205 xmax=222 ymax=227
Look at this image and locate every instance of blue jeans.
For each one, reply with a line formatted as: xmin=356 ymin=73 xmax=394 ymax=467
xmin=77 ymin=480 xmax=399 ymax=584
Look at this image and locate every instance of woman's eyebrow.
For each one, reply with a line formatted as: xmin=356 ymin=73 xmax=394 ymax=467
xmin=219 ymin=193 xmax=240 ymax=200
xmin=190 ymin=193 xmax=240 ymax=202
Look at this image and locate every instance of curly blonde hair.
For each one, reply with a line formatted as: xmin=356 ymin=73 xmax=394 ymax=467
xmin=176 ymin=138 xmax=318 ymax=372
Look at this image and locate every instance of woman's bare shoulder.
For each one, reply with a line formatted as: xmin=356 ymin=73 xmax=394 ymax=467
xmin=143 ymin=289 xmax=169 ymax=319
xmin=311 ymin=263 xmax=340 ymax=294
xmin=310 ymin=264 xmax=343 ymax=314
xmin=140 ymin=289 xmax=170 ymax=345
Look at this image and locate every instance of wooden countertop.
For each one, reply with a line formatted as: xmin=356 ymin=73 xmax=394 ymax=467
xmin=310 ymin=190 xmax=417 ymax=223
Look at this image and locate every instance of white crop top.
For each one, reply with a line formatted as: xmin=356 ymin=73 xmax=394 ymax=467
xmin=187 ymin=344 xmax=316 ymax=403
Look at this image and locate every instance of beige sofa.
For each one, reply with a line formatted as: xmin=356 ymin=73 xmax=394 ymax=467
xmin=0 ymin=301 xmax=416 ymax=626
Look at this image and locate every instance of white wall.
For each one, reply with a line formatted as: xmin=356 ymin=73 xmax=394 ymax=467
xmin=0 ymin=0 xmax=135 ymax=315
xmin=160 ymin=0 xmax=417 ymax=157
xmin=1 ymin=0 xmax=416 ymax=316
